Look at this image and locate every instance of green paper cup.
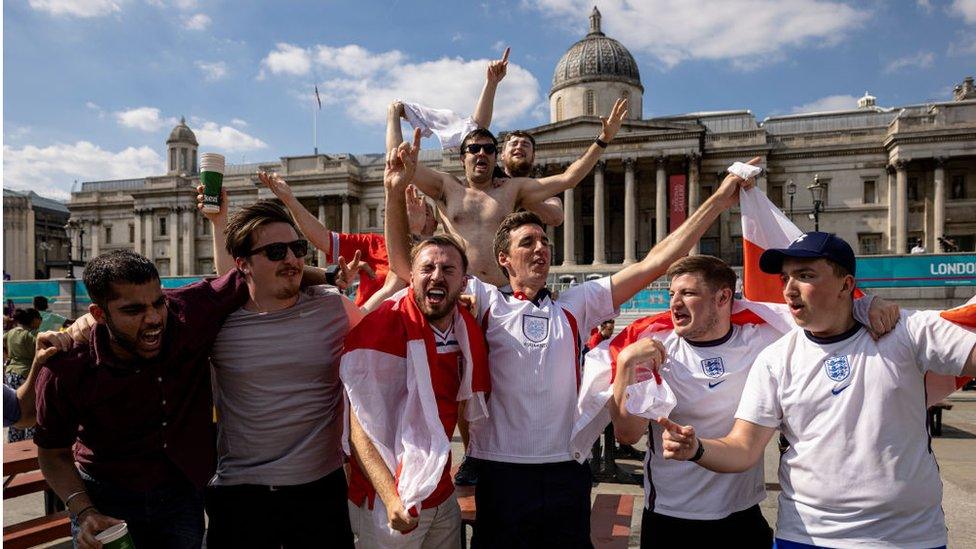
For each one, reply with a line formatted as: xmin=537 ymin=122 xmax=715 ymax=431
xmin=95 ymin=522 xmax=136 ymax=549
xmin=200 ymin=152 xmax=225 ymax=214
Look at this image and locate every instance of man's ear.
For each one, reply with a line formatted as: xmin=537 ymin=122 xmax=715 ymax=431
xmin=89 ymin=303 xmax=107 ymax=324
xmin=717 ymin=287 xmax=733 ymax=307
xmin=234 ymin=256 xmax=249 ymax=274
xmin=841 ymin=275 xmax=856 ymax=295
xmin=497 ymin=251 xmax=511 ymax=273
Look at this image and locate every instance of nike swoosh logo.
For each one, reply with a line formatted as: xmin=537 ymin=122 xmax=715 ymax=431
xmin=831 ymin=385 xmax=850 ymax=396
xmin=707 ymin=380 xmax=726 ymax=389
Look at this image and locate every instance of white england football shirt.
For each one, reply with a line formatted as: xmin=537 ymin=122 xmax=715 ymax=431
xmin=646 ymin=323 xmax=783 ymax=519
xmin=735 ymin=310 xmax=976 ymax=548
xmin=466 ymin=277 xmax=617 ymax=463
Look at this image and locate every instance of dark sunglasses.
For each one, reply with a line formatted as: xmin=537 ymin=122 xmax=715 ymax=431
xmin=464 ymin=143 xmax=497 ymax=155
xmin=248 ymin=239 xmax=309 ymax=261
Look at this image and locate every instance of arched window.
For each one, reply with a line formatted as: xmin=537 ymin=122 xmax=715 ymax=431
xmin=555 ymin=96 xmax=563 ymax=121
xmin=585 ymin=90 xmax=595 ymax=115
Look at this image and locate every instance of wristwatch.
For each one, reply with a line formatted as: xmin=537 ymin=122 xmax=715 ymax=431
xmin=689 ymin=438 xmax=705 ymax=462
xmin=594 ymin=138 xmax=608 ymax=149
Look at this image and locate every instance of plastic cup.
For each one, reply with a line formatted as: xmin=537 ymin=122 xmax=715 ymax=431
xmin=95 ymin=522 xmax=136 ymax=549
xmin=200 ymin=153 xmax=225 ymax=214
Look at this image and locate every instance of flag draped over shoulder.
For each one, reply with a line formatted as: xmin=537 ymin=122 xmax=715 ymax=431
xmin=340 ymin=289 xmax=489 ymax=535
xmin=933 ymin=301 xmax=976 ymax=403
xmin=573 ymin=300 xmax=791 ymax=453
xmin=740 ymin=186 xmax=969 ymax=405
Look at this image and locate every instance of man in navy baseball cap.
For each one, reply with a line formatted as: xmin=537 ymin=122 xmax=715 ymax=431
xmin=759 ymin=231 xmax=856 ymax=277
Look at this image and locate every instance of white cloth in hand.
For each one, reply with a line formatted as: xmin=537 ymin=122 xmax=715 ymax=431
xmin=728 ymin=161 xmax=763 ymax=181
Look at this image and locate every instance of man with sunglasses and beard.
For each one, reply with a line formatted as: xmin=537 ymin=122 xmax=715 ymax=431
xmin=387 ymin=95 xmax=628 ymax=288
xmin=35 ymin=250 xmax=251 ymax=548
xmin=199 ymin=199 xmax=362 ymax=547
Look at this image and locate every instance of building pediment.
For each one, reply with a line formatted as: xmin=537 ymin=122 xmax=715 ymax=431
xmin=515 ymin=116 xmax=704 ymax=147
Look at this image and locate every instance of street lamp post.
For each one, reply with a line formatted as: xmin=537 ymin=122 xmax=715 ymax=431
xmin=807 ymin=174 xmax=826 ymax=232
xmin=64 ymin=220 xmax=77 ymax=279
xmin=786 ymin=179 xmax=796 ymax=220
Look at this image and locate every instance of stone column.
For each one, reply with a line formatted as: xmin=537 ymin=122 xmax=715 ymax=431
xmin=182 ymin=208 xmax=195 ymax=274
xmin=90 ymin=220 xmax=101 ymax=258
xmin=169 ymin=209 xmax=180 ymax=275
xmin=133 ymin=210 xmax=142 ymax=255
xmin=895 ymin=160 xmax=908 ymax=255
xmin=318 ymin=197 xmax=328 ymax=267
xmin=933 ymin=157 xmax=946 ymax=252
xmin=655 ymin=157 xmax=667 ymax=245
xmin=144 ymin=211 xmax=155 ymax=262
xmin=341 ymin=195 xmax=352 ymax=233
xmin=592 ymin=160 xmax=606 ymax=265
xmin=688 ymin=154 xmax=701 ymax=255
xmin=623 ymin=158 xmax=637 ymax=264
xmin=562 ymin=185 xmax=577 ymax=266
xmin=886 ymin=166 xmax=895 ymax=252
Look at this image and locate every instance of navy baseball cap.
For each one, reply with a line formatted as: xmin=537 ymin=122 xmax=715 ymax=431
xmin=759 ymin=232 xmax=856 ymax=276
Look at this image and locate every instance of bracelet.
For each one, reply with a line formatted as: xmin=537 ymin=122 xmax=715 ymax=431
xmin=594 ymin=138 xmax=608 ymax=149
xmin=74 ymin=505 xmax=97 ymax=521
xmin=64 ymin=489 xmax=87 ymax=506
xmin=689 ymin=438 xmax=705 ymax=462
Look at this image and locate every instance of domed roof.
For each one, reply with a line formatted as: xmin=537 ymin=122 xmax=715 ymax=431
xmin=166 ymin=116 xmax=198 ymax=146
xmin=550 ymin=7 xmax=643 ymax=97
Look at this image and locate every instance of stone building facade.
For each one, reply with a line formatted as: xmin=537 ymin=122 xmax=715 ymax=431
xmin=3 ymin=189 xmax=70 ymax=279
xmin=67 ymin=8 xmax=976 ymax=278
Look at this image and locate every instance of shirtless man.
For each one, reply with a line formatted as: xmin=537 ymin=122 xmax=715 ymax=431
xmin=388 ymin=96 xmax=627 ymax=286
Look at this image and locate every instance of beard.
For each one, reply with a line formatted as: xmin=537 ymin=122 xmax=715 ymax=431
xmin=104 ymin=311 xmax=164 ymax=360
xmin=414 ymin=284 xmax=463 ymax=324
xmin=504 ymin=156 xmax=533 ymax=177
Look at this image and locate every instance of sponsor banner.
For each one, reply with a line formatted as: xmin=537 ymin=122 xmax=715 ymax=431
xmin=856 ymin=254 xmax=976 ymax=287
xmin=668 ymin=174 xmax=687 ymax=232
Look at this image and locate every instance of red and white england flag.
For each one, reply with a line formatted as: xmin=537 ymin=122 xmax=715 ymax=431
xmin=739 ymin=187 xmax=970 ymax=405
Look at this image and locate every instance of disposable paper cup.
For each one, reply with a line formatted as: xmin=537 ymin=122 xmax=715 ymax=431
xmin=95 ymin=522 xmax=136 ymax=549
xmin=199 ymin=153 xmax=225 ymax=214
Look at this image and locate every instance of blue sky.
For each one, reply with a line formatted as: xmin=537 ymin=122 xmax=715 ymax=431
xmin=4 ymin=0 xmax=975 ymax=200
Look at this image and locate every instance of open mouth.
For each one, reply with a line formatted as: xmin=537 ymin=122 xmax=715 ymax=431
xmin=426 ymin=287 xmax=447 ymax=305
xmin=278 ymin=268 xmax=300 ymax=278
xmin=672 ymin=311 xmax=690 ymax=324
xmin=140 ymin=328 xmax=163 ymax=348
xmin=788 ymin=302 xmax=805 ymax=314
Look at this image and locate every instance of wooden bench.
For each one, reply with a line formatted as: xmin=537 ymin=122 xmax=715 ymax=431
xmin=3 ymin=511 xmax=71 ymax=549
xmin=3 ymin=440 xmax=70 ymax=547
xmin=928 ymin=402 xmax=954 ymax=436
xmin=453 ymin=470 xmax=636 ymax=549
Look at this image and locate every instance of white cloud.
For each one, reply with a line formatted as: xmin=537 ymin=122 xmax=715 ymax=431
xmin=951 ymin=0 xmax=976 ymax=24
xmin=195 ymin=60 xmax=227 ymax=81
xmin=949 ymin=31 xmax=976 ymax=56
xmin=195 ymin=122 xmax=268 ymax=152
xmin=530 ymin=0 xmax=870 ymax=69
xmin=183 ymin=13 xmax=211 ymax=30
xmin=28 ymin=0 xmax=121 ymax=17
xmin=262 ymin=43 xmax=541 ymax=127
xmin=86 ymin=101 xmax=106 ymax=118
xmin=230 ymin=118 xmax=248 ymax=127
xmin=314 ymin=45 xmax=406 ymax=78
xmin=451 ymin=32 xmax=463 ymax=42
xmin=114 ymin=107 xmax=177 ymax=132
xmin=259 ymin=43 xmax=313 ymax=79
xmin=3 ymin=141 xmax=164 ymax=199
xmin=884 ymin=51 xmax=935 ymax=73
xmin=173 ymin=0 xmax=197 ymax=9
xmin=917 ymin=0 xmax=933 ymax=13
xmin=791 ymin=94 xmax=859 ymax=114
xmin=492 ymin=41 xmax=506 ymax=52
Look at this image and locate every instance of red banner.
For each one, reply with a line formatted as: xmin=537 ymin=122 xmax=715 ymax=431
xmin=669 ymin=174 xmax=687 ymax=231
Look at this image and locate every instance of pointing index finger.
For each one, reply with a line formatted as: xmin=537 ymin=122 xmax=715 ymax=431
xmin=501 ymin=47 xmax=510 ymax=63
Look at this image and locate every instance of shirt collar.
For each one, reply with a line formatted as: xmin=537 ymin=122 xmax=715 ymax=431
xmin=803 ymin=321 xmax=863 ymax=345
xmin=499 ymin=285 xmax=551 ymax=306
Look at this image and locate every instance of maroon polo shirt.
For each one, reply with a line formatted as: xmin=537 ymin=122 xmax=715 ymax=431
xmin=34 ymin=270 xmax=249 ymax=492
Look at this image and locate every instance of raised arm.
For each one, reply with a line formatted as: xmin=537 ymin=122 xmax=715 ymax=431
xmin=471 ymin=47 xmax=509 ymax=129
xmin=384 ymin=129 xmax=423 ymax=282
xmin=196 ymin=185 xmax=234 ymax=275
xmin=658 ymin=417 xmax=776 ymax=474
xmin=387 ymin=101 xmax=407 ymax=152
xmin=255 ymin=172 xmax=338 ymax=262
xmin=386 ymin=100 xmax=452 ymax=201
xmin=524 ymin=197 xmax=564 ymax=227
xmin=516 ymin=98 xmax=628 ymax=206
xmin=609 ymin=157 xmax=761 ymax=309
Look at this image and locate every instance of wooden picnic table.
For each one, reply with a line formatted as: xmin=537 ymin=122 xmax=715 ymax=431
xmin=4 ymin=440 xmax=40 ymax=477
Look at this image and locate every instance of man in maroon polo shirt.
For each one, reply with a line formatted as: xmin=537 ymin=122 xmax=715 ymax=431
xmin=35 ymin=250 xmax=248 ymax=548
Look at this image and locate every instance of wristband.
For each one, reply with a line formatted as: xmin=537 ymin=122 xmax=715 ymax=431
xmin=594 ymin=138 xmax=608 ymax=149
xmin=74 ymin=505 xmax=97 ymax=521
xmin=64 ymin=489 xmax=88 ymax=506
xmin=689 ymin=438 xmax=705 ymax=462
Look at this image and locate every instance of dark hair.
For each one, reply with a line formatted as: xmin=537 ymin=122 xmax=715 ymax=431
xmin=32 ymin=296 xmax=49 ymax=311
xmin=504 ymin=130 xmax=536 ymax=148
xmin=492 ymin=211 xmax=545 ymax=277
xmin=666 ymin=255 xmax=737 ymax=294
xmin=460 ymin=128 xmax=498 ymax=157
xmin=410 ymin=234 xmax=469 ymax=273
xmin=224 ymin=200 xmax=300 ymax=259
xmin=12 ymin=308 xmax=41 ymax=327
xmin=83 ymin=250 xmax=160 ymax=307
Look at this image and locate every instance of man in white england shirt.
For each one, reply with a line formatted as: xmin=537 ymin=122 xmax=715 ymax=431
xmin=659 ymin=232 xmax=976 ymax=549
xmin=383 ymin=131 xmax=764 ymax=548
xmin=606 ymin=255 xmax=895 ymax=548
